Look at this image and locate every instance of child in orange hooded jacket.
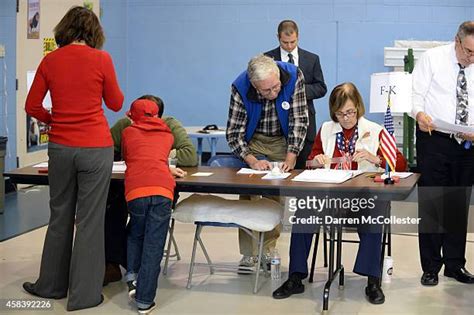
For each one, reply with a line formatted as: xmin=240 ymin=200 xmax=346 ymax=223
xmin=122 ymin=99 xmax=186 ymax=314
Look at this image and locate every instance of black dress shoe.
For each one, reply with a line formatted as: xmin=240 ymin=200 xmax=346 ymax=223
xmin=272 ymin=276 xmax=304 ymax=299
xmin=365 ymin=283 xmax=385 ymax=304
xmin=23 ymin=282 xmax=40 ymax=297
xmin=420 ymin=272 xmax=438 ymax=286
xmin=444 ymin=267 xmax=474 ymax=284
xmin=22 ymin=282 xmax=66 ymax=299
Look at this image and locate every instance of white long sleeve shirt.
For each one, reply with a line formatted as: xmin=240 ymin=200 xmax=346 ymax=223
xmin=411 ymin=43 xmax=474 ymax=127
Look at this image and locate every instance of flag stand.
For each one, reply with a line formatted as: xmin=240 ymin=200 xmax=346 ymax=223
xmin=384 ymin=163 xmax=395 ymax=185
xmin=383 ymin=89 xmax=395 ymax=185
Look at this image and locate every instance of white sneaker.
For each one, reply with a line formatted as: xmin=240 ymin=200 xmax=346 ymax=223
xmin=239 ymin=255 xmax=257 ymax=267
xmin=138 ymin=302 xmax=156 ymax=314
xmin=238 ymin=255 xmax=257 ymax=274
xmin=127 ymin=280 xmax=137 ymax=299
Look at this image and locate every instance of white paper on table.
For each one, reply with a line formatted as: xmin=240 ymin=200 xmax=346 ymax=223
xmin=112 ymin=161 xmax=126 ymax=173
xmin=391 ymin=172 xmax=413 ymax=179
xmin=261 ymin=172 xmax=291 ymax=180
xmin=292 ymin=169 xmax=362 ymax=183
xmin=33 ymin=162 xmax=48 ymax=168
xmin=432 ymin=118 xmax=474 ymax=134
xmin=237 ymin=168 xmax=270 ymax=175
xmin=207 ymin=130 xmax=226 ymax=135
xmin=191 ymin=172 xmax=213 ymax=177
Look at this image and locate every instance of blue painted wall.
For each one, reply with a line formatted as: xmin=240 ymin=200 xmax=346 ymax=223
xmin=0 ymin=0 xmax=17 ymax=171
xmin=1 ymin=0 xmax=474 ymax=169
xmin=101 ymin=0 xmax=474 ymax=153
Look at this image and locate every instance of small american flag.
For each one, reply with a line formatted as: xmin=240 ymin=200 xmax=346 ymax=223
xmin=380 ymin=94 xmax=397 ymax=171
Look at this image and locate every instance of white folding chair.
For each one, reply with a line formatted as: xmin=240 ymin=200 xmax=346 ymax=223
xmin=173 ymin=194 xmax=282 ymax=293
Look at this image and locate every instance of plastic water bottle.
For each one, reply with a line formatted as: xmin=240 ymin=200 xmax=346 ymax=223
xmin=271 ymin=249 xmax=281 ymax=280
xmin=382 ymin=256 xmax=393 ymax=283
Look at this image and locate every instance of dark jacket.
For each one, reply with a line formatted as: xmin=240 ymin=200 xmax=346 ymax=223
xmin=265 ymin=47 xmax=327 ymax=142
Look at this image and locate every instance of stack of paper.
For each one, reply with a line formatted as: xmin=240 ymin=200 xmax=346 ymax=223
xmin=112 ymin=161 xmax=126 ymax=173
xmin=390 ymin=172 xmax=413 ymax=179
xmin=33 ymin=162 xmax=48 ymax=168
xmin=261 ymin=172 xmax=291 ymax=180
xmin=292 ymin=169 xmax=361 ymax=183
xmin=237 ymin=168 xmax=269 ymax=175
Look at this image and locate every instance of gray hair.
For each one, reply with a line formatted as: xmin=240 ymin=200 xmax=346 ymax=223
xmin=247 ymin=54 xmax=279 ymax=83
xmin=457 ymin=21 xmax=474 ymax=40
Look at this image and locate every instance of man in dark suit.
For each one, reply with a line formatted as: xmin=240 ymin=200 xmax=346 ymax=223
xmin=265 ymin=20 xmax=327 ymax=169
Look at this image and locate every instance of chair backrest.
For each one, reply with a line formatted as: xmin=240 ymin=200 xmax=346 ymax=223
xmin=207 ymin=154 xmax=246 ymax=168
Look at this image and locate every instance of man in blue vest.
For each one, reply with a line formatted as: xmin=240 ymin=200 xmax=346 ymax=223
xmin=226 ymin=54 xmax=308 ymax=268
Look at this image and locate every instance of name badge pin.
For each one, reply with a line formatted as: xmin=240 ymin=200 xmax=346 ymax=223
xmin=281 ymin=101 xmax=290 ymax=110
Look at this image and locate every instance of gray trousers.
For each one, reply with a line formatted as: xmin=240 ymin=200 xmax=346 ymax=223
xmin=32 ymin=142 xmax=113 ymax=311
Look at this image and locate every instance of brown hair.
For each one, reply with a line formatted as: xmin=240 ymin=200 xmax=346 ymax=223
xmin=54 ymin=6 xmax=105 ymax=49
xmin=329 ymin=82 xmax=365 ymax=122
xmin=277 ymin=20 xmax=299 ymax=38
xmin=137 ymin=95 xmax=165 ymax=118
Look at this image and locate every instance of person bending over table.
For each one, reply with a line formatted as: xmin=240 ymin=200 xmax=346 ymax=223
xmin=103 ymin=94 xmax=197 ymax=285
xmin=272 ymin=82 xmax=407 ymax=304
xmin=226 ymin=54 xmax=308 ymax=269
xmin=121 ymin=99 xmax=186 ymax=313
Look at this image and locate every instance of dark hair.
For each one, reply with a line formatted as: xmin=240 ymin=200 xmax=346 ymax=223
xmin=54 ymin=6 xmax=104 ymax=49
xmin=329 ymin=82 xmax=365 ymax=122
xmin=137 ymin=94 xmax=165 ymax=118
xmin=457 ymin=21 xmax=474 ymax=40
xmin=277 ymin=20 xmax=299 ymax=38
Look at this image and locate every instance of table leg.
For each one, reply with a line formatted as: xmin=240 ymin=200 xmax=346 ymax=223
xmin=197 ymin=138 xmax=203 ymax=166
xmin=337 ymin=223 xmax=344 ymax=289
xmin=323 ymin=224 xmax=335 ymax=311
xmin=210 ymin=137 xmax=217 ymax=158
xmin=322 ymin=210 xmax=344 ymax=312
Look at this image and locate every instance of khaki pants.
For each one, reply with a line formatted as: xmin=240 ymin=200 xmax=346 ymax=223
xmin=239 ymin=133 xmax=286 ymax=256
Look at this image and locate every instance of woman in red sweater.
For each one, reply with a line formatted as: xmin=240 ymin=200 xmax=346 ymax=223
xmin=23 ymin=7 xmax=123 ymax=311
xmin=273 ymin=82 xmax=407 ymax=305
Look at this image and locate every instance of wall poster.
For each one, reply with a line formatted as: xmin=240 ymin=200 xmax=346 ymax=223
xmin=27 ymin=0 xmax=40 ymax=39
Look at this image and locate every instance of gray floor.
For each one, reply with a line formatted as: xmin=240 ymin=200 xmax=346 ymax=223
xmin=0 ymin=189 xmax=474 ymax=314
xmin=0 ymin=186 xmax=49 ymax=241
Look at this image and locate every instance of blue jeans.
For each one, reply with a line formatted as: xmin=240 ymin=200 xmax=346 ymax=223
xmin=125 ymin=195 xmax=172 ymax=308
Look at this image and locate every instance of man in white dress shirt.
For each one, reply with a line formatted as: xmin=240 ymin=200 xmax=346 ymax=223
xmin=412 ymin=20 xmax=474 ymax=286
xmin=265 ymin=20 xmax=327 ymax=169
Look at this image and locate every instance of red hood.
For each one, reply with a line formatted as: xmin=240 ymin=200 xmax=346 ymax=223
xmin=131 ymin=117 xmax=171 ymax=133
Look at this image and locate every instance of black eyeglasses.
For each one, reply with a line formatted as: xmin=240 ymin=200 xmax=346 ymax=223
xmin=335 ymin=109 xmax=357 ymax=119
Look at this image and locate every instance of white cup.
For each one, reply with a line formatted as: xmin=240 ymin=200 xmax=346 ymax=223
xmin=168 ymin=158 xmax=177 ymax=168
xmin=270 ymin=162 xmax=283 ymax=175
xmin=382 ymin=256 xmax=393 ymax=283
